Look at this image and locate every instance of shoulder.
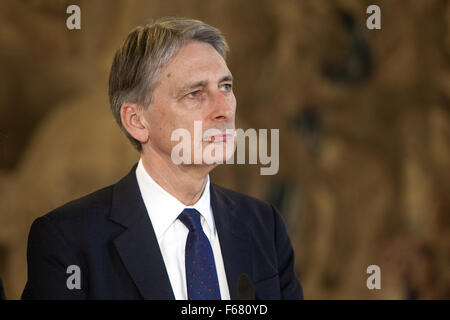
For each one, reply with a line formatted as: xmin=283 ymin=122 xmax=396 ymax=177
xmin=211 ymin=183 xmax=273 ymax=211
xmin=211 ymin=183 xmax=281 ymax=232
xmin=28 ymin=184 xmax=117 ymax=247
xmin=41 ymin=184 xmax=114 ymax=224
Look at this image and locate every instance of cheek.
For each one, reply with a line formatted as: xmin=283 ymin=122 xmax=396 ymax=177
xmin=229 ymin=93 xmax=237 ymax=114
xmin=152 ymin=111 xmax=196 ymax=147
xmin=146 ymin=107 xmax=171 ymax=140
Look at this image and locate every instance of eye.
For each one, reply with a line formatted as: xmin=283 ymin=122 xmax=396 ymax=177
xmin=220 ymin=83 xmax=232 ymax=92
xmin=186 ymin=90 xmax=201 ymax=98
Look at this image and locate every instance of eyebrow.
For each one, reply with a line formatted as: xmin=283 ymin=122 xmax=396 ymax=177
xmin=177 ymin=74 xmax=233 ymax=96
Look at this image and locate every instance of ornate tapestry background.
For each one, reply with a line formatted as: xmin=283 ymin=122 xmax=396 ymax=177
xmin=0 ymin=0 xmax=449 ymax=299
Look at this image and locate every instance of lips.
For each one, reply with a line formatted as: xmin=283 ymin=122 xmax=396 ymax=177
xmin=203 ymin=130 xmax=235 ymax=142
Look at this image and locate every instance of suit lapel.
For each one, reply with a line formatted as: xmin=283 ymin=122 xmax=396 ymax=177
xmin=109 ymin=165 xmax=175 ymax=300
xmin=210 ymin=184 xmax=253 ymax=299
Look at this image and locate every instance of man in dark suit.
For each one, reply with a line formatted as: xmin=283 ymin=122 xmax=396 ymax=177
xmin=22 ymin=17 xmax=303 ymax=300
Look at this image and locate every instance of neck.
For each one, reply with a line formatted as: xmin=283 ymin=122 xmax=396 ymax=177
xmin=140 ymin=149 xmax=214 ymax=206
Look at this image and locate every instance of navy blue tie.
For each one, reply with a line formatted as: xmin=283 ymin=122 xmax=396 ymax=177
xmin=178 ymin=208 xmax=221 ymax=300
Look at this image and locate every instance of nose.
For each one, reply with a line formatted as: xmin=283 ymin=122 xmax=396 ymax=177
xmin=210 ymin=91 xmax=235 ymax=122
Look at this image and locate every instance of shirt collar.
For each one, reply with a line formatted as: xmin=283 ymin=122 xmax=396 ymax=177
xmin=135 ymin=158 xmax=214 ymax=241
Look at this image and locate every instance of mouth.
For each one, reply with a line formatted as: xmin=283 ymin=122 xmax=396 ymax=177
xmin=203 ymin=130 xmax=236 ymax=143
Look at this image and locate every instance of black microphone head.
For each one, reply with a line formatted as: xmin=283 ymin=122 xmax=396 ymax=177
xmin=237 ymin=273 xmax=254 ymax=300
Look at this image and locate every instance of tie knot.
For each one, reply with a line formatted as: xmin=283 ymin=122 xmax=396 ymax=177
xmin=178 ymin=208 xmax=202 ymax=232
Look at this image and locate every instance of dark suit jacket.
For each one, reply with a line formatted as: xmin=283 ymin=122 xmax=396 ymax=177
xmin=22 ymin=165 xmax=303 ymax=300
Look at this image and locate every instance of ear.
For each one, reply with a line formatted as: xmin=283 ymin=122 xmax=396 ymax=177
xmin=120 ymin=103 xmax=149 ymax=144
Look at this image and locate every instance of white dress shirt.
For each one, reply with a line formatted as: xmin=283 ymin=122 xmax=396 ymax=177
xmin=135 ymin=159 xmax=230 ymax=300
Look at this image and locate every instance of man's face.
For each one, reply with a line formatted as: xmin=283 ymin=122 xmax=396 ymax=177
xmin=141 ymin=41 xmax=236 ymax=167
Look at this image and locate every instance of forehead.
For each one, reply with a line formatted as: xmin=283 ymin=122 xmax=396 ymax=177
xmin=160 ymin=41 xmax=231 ymax=86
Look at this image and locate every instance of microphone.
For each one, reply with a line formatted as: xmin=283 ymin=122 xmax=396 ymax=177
xmin=236 ymin=273 xmax=254 ymax=300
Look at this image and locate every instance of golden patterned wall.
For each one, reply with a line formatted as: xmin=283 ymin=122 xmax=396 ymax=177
xmin=0 ymin=0 xmax=449 ymax=299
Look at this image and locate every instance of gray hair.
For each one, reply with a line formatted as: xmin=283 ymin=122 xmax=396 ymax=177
xmin=108 ymin=17 xmax=229 ymax=151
